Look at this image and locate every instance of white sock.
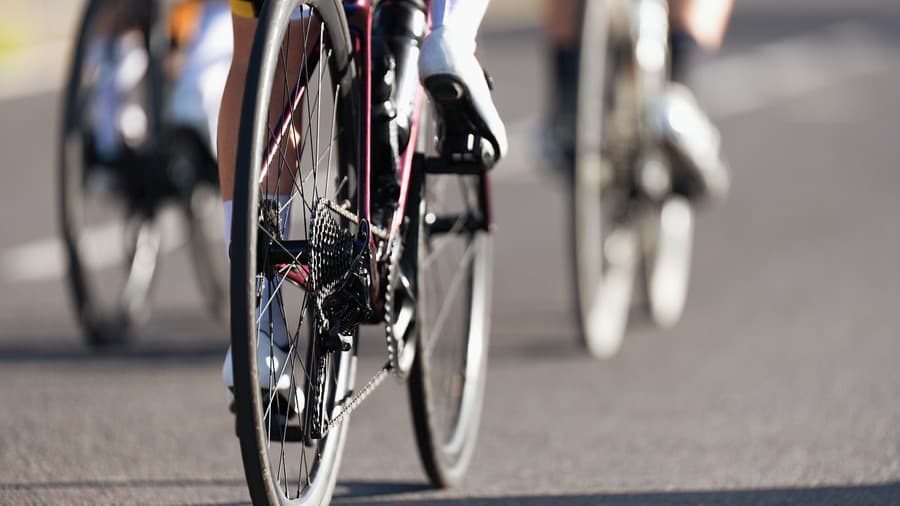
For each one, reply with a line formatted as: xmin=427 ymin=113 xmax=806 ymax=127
xmin=223 ymin=200 xmax=233 ymax=258
xmin=429 ymin=0 xmax=489 ymax=42
xmin=259 ymin=279 xmax=291 ymax=349
xmin=276 ymin=194 xmax=292 ymax=238
xmin=223 ymin=195 xmax=293 ymax=349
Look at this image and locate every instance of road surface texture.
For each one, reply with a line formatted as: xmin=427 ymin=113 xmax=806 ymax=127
xmin=0 ymin=1 xmax=898 ymax=504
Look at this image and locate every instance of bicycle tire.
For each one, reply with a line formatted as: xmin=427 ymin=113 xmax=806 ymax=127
xmin=407 ymin=108 xmax=493 ymax=488
xmin=570 ymin=0 xmax=639 ymax=358
xmin=229 ymin=1 xmax=358 ymax=504
xmin=59 ymin=0 xmax=166 ymax=348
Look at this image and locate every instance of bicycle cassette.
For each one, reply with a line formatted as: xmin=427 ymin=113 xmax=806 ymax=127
xmin=309 ymin=198 xmax=373 ymax=351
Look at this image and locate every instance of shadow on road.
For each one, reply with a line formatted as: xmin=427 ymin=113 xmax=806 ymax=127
xmin=4 ymin=479 xmax=898 ymax=505
xmin=333 ymin=481 xmax=900 ymax=505
xmin=0 ymin=478 xmax=243 ymax=491
xmin=334 ymin=481 xmax=433 ymax=500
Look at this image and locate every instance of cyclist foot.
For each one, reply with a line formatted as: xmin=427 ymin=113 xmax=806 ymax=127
xmin=222 ymin=336 xmax=304 ymax=417
xmin=419 ymin=26 xmax=508 ymax=166
xmin=650 ymin=83 xmax=730 ymax=202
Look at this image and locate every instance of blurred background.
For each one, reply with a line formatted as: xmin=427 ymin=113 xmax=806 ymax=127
xmin=1 ymin=0 xmax=898 ymax=504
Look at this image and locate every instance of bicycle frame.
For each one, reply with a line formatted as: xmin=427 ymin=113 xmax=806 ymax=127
xmin=268 ymin=0 xmax=493 ymax=297
xmin=344 ymin=0 xmax=424 ymax=243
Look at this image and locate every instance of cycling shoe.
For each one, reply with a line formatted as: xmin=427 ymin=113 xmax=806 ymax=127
xmin=419 ymin=26 xmax=508 ymax=164
xmin=222 ymin=336 xmax=304 ymax=417
xmin=650 ymin=83 xmax=730 ymax=202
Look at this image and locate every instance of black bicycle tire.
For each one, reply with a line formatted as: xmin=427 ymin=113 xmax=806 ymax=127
xmin=59 ymin=0 xmax=164 ymax=348
xmin=229 ymin=1 xmax=358 ymax=504
xmin=406 ymin=164 xmax=493 ymax=487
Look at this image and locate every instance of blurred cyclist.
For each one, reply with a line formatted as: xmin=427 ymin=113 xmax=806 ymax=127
xmin=545 ymin=0 xmax=734 ymax=200
xmin=218 ymin=0 xmax=508 ymax=407
xmin=89 ymin=0 xmax=232 ymax=164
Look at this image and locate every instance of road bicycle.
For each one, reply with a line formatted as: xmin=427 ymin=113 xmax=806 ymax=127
xmin=228 ymin=1 xmax=494 ymax=503
xmin=59 ymin=0 xmax=229 ymax=347
xmin=571 ymin=0 xmax=715 ymax=357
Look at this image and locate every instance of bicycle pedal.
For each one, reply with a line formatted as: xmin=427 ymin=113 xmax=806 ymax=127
xmin=429 ymin=77 xmax=465 ymax=101
xmin=419 ymin=134 xmax=496 ymax=175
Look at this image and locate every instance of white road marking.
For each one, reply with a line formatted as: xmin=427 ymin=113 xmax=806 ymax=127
xmin=0 ymin=40 xmax=71 ymax=102
xmin=694 ymin=21 xmax=895 ymax=119
xmin=1 ymin=206 xmax=189 ymax=284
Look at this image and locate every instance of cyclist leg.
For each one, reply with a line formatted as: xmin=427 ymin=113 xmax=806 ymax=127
xmin=218 ymin=11 xmax=254 ymax=206
xmin=429 ymin=0 xmax=489 ymax=41
xmin=420 ymin=0 xmax=508 ymax=162
xmin=669 ymin=0 xmax=733 ymax=49
xmin=218 ymin=5 xmax=317 ymax=402
xmin=658 ymin=0 xmax=734 ymax=199
xmin=668 ymin=0 xmax=734 ymax=83
xmin=219 ymin=7 xmax=317 ymax=251
xmin=543 ymin=0 xmax=582 ymax=164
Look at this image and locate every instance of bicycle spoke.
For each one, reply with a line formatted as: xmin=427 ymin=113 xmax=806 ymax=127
xmin=420 ymin=216 xmax=470 ymax=270
xmin=422 ymin=237 xmax=478 ymax=355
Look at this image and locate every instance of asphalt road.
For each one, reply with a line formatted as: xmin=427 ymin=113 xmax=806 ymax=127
xmin=1 ymin=2 xmax=899 ymax=505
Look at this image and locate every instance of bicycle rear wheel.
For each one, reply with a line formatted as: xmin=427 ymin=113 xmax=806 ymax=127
xmin=407 ymin=108 xmax=493 ymax=488
xmin=229 ymin=1 xmax=358 ymax=504
xmin=59 ymin=0 xmax=166 ymax=348
xmin=571 ymin=0 xmax=639 ymax=358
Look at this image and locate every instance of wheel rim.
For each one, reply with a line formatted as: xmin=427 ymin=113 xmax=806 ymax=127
xmin=572 ymin=0 xmax=638 ymax=358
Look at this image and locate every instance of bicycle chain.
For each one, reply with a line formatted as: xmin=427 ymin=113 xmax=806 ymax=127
xmin=308 ymin=352 xmax=329 ymax=438
xmin=325 ymin=361 xmax=392 ymax=434
xmin=322 ymin=199 xmax=389 ymax=241
xmin=383 ymin=237 xmax=407 ymax=374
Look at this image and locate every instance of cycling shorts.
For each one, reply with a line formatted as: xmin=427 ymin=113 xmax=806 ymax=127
xmin=230 ymin=0 xmax=312 ymax=19
xmin=230 ymin=0 xmax=264 ymax=18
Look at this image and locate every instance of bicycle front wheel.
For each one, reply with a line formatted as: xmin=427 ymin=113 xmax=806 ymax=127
xmin=571 ymin=0 xmax=639 ymax=359
xmin=407 ymin=114 xmax=493 ymax=487
xmin=229 ymin=1 xmax=358 ymax=504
